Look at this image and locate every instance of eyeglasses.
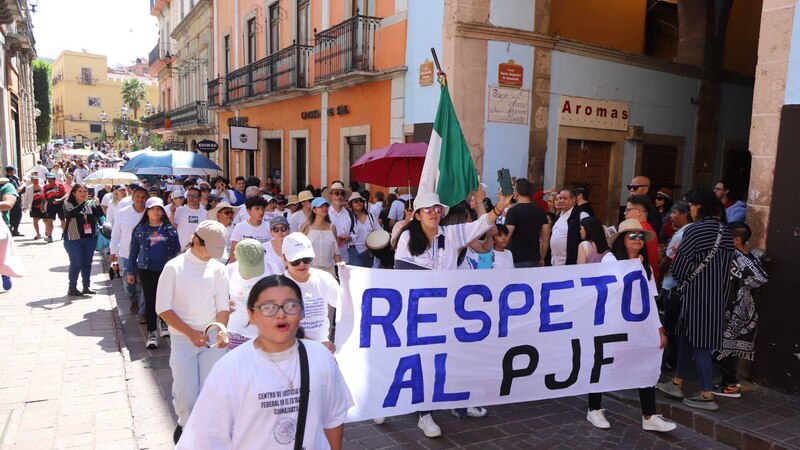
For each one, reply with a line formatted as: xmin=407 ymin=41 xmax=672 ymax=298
xmin=220 ymin=210 xmax=235 ymax=216
xmin=420 ymin=205 xmax=444 ymax=214
xmin=627 ymin=185 xmax=648 ymax=190
xmin=271 ymin=225 xmax=289 ymax=233
xmin=251 ymin=300 xmax=302 ymax=317
xmin=331 ymin=190 xmax=344 ymax=197
xmin=289 ymin=257 xmax=313 ymax=266
xmin=626 ymin=232 xmax=647 ymax=241
xmin=186 ymin=194 xmax=199 ymax=199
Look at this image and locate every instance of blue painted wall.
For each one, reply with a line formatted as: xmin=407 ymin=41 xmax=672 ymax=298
xmin=546 ymin=51 xmax=701 ymax=204
xmin=404 ymin=0 xmax=444 ymax=125
xmin=784 ymin=0 xmax=800 ymax=104
xmin=482 ymin=41 xmax=535 ymax=195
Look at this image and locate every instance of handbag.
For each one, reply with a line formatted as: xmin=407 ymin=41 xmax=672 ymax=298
xmin=95 ymin=216 xmax=110 ymax=252
xmin=293 ymin=340 xmax=310 ymax=450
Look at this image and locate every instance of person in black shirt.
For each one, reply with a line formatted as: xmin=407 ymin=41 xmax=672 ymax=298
xmin=575 ymin=185 xmax=595 ymax=217
xmin=504 ymin=178 xmax=549 ymax=267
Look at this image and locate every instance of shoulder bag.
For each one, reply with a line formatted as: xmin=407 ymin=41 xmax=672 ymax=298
xmin=294 ymin=340 xmax=310 ymax=450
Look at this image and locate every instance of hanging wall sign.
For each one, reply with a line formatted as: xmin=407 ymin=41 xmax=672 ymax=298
xmin=229 ymin=125 xmax=258 ymax=151
xmin=197 ymin=139 xmax=219 ymax=153
xmin=419 ymin=59 xmax=434 ymax=86
xmin=498 ymin=60 xmax=523 ymax=88
xmin=488 ymin=86 xmax=530 ymax=125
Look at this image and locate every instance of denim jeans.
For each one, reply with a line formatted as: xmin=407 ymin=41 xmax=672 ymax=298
xmin=118 ymin=256 xmax=141 ymax=305
xmin=675 ymin=335 xmax=714 ymax=391
xmin=347 ymin=246 xmax=372 ymax=268
xmin=169 ymin=334 xmax=226 ymax=426
xmin=63 ymin=238 xmax=96 ymax=290
xmin=514 ymin=260 xmax=540 ymax=268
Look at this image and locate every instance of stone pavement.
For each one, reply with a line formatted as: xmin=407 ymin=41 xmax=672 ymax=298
xmin=0 ymin=217 xmax=136 ymax=449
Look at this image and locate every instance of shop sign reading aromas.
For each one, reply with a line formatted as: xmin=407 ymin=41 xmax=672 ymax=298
xmin=559 ymin=95 xmax=629 ymax=131
xmin=488 ymin=86 xmax=530 ymax=125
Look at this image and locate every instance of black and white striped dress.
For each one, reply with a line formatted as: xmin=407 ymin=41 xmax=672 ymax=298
xmin=672 ymin=218 xmax=734 ymax=349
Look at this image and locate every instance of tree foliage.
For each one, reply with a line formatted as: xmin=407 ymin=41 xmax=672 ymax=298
xmin=120 ymin=78 xmax=147 ymax=119
xmin=32 ymin=60 xmax=52 ymax=144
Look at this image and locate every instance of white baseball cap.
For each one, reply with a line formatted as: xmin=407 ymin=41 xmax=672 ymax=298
xmin=281 ymin=232 xmax=315 ymax=262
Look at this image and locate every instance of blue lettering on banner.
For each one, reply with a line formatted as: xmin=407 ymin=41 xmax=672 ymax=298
xmin=621 ymin=271 xmax=650 ymax=321
xmin=360 ymin=288 xmax=402 ymax=348
xmin=383 ymin=354 xmax=424 ymax=407
xmin=433 ymin=353 xmax=470 ymax=402
xmin=540 ymin=280 xmax=575 ymax=332
xmin=454 ymin=285 xmax=492 ymax=343
xmin=580 ymin=275 xmax=618 ymax=325
xmin=408 ymin=288 xmax=448 ymax=346
xmin=498 ymin=284 xmax=534 ymax=337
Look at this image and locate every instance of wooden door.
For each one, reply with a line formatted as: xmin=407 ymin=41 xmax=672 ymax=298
xmin=565 ymin=140 xmax=611 ymax=224
xmin=641 ymin=144 xmax=678 ymax=193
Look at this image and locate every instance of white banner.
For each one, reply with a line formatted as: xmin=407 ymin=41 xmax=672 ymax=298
xmin=335 ymin=260 xmax=662 ymax=422
xmin=229 ymin=125 xmax=259 ymax=151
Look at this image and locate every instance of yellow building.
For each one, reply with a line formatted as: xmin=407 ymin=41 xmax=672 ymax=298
xmin=51 ymin=51 xmax=158 ymax=142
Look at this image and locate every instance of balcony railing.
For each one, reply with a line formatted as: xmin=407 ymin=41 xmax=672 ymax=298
xmin=208 ymin=77 xmax=224 ymax=107
xmin=141 ymin=111 xmax=165 ymax=129
xmin=171 ymin=101 xmax=208 ymax=128
xmin=314 ymin=14 xmax=381 ymax=82
xmin=223 ymin=44 xmax=312 ymax=105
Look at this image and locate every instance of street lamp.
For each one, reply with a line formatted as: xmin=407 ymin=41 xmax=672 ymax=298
xmin=145 ymin=101 xmax=156 ymax=116
xmin=99 ymin=110 xmax=109 ymax=138
xmin=118 ymin=106 xmax=130 ymax=141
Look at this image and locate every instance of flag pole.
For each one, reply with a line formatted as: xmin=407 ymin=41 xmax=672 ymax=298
xmin=430 ymin=48 xmax=444 ymax=77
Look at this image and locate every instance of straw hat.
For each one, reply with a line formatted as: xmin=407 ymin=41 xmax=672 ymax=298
xmin=607 ymin=219 xmax=656 ymax=246
xmin=297 ymin=190 xmax=314 ymax=203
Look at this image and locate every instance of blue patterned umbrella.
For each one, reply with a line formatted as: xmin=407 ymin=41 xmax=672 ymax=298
xmin=120 ymin=150 xmax=222 ymax=176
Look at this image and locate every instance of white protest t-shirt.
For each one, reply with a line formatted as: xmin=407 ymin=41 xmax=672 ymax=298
xmin=226 ymin=264 xmax=265 ymax=340
xmin=284 ymin=268 xmax=341 ymax=343
xmin=289 ymin=210 xmax=310 ymax=233
xmin=492 ymin=249 xmax=515 ymax=269
xmin=231 ymin=220 xmax=272 ymax=244
xmin=263 ymin=241 xmax=286 ymax=273
xmin=174 ymin=205 xmax=204 ymax=248
xmin=176 ymin=339 xmax=354 ymax=450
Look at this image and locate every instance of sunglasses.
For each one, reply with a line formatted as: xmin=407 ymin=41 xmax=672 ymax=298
xmin=351 ymin=199 xmax=365 ymax=204
xmin=627 ymin=184 xmax=648 ymax=191
xmin=656 ymin=196 xmax=668 ymax=201
xmin=289 ymin=257 xmax=313 ymax=266
xmin=271 ymin=225 xmax=289 ymax=233
xmin=331 ymin=191 xmax=344 ymax=197
xmin=276 ymin=201 xmax=286 ymax=205
xmin=626 ymin=232 xmax=647 ymax=241
xmin=219 ymin=210 xmax=235 ymax=216
xmin=421 ymin=205 xmax=444 ymax=214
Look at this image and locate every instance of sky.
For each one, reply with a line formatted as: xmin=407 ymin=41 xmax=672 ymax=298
xmin=31 ymin=0 xmax=158 ymax=67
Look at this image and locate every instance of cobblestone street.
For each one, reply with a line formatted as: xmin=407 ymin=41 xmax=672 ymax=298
xmin=2 ymin=217 xmax=799 ymax=449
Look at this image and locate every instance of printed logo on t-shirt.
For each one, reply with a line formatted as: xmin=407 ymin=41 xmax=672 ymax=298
xmin=188 ymin=215 xmax=199 ymax=224
xmin=149 ymin=230 xmax=166 ymax=246
xmin=273 ymin=416 xmax=296 ymax=445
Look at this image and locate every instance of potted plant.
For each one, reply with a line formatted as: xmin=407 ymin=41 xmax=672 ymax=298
xmin=164 ymin=111 xmax=171 ymax=130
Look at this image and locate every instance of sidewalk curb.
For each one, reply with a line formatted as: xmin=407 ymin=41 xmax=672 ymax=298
xmin=606 ymin=390 xmax=798 ymax=450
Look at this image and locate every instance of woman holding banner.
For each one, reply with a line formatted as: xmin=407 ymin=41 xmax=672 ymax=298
xmin=393 ymin=187 xmax=512 ymax=438
xmin=584 ymin=219 xmax=676 ymax=432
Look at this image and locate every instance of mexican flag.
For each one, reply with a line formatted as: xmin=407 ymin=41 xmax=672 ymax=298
xmin=418 ymin=77 xmax=479 ymax=207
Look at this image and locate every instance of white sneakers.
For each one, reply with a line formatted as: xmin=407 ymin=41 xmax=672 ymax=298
xmin=587 ymin=409 xmax=677 ymax=433
xmin=642 ymin=414 xmax=677 ymax=432
xmin=587 ymin=409 xmax=611 ymax=429
xmin=159 ymin=319 xmax=170 ymax=338
xmin=146 ymin=331 xmax=158 ymax=349
xmin=417 ymin=413 xmax=442 ymax=438
xmin=372 ymin=417 xmax=385 ymax=425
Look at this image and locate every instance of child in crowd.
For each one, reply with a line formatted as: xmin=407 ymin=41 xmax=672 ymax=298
xmin=714 ymin=222 xmax=769 ymax=398
xmin=492 ymin=224 xmax=514 ymax=269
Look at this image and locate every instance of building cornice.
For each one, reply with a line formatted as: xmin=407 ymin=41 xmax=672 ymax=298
xmin=454 ymin=22 xmax=754 ymax=86
xmin=171 ymin=0 xmax=211 ymax=41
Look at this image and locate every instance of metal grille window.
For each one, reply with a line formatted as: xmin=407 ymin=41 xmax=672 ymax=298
xmin=269 ymin=3 xmax=280 ymax=54
xmin=224 ymin=35 xmax=231 ymax=74
xmin=247 ymin=18 xmax=257 ymax=64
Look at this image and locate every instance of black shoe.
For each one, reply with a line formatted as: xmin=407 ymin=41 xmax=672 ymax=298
xmin=82 ymin=287 xmax=97 ymax=295
xmin=11 ymin=231 xmax=22 ymax=237
xmin=67 ymin=288 xmax=84 ymax=297
xmin=173 ymin=424 xmax=183 ymax=444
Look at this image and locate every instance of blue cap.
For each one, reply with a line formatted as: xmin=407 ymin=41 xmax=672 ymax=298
xmin=311 ymin=197 xmax=330 ymax=208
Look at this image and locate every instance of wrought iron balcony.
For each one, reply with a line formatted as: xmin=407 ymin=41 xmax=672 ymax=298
xmin=222 ymin=43 xmax=311 ymax=105
xmin=207 ymin=77 xmax=224 ymax=107
xmin=313 ymin=14 xmax=381 ymax=82
xmin=141 ymin=110 xmax=165 ymax=129
xmin=170 ymin=101 xmax=208 ymax=128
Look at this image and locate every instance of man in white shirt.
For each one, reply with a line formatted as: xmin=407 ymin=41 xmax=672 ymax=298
xmin=326 ymin=181 xmax=352 ymax=263
xmin=229 ymin=196 xmax=271 ymax=262
xmin=232 ymin=186 xmax=260 ymax=225
xmin=33 ymin=160 xmax=49 ymax=180
xmin=171 ymin=186 xmax=204 ymax=248
xmin=73 ymin=162 xmax=88 ymax=185
xmin=368 ymin=190 xmax=383 ymax=219
xmin=387 ymin=187 xmax=410 ymax=229
xmin=109 ymin=185 xmax=147 ymax=316
xmin=550 ymin=187 xmax=589 ymax=266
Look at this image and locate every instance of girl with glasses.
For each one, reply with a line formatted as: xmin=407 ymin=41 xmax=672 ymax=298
xmin=176 ymin=275 xmax=353 ymax=449
xmin=583 ymin=219 xmax=675 ymax=433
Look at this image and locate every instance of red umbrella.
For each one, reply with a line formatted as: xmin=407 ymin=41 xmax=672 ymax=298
xmin=350 ymin=142 xmax=427 ymax=187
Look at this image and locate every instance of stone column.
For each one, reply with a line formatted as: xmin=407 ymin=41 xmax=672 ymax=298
xmin=747 ymin=0 xmax=796 ymax=249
